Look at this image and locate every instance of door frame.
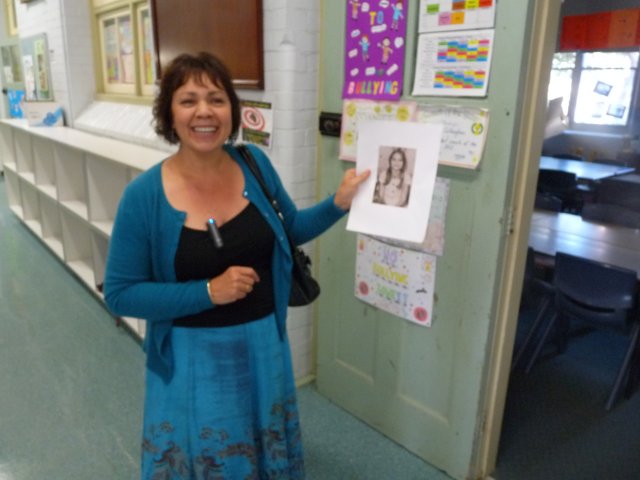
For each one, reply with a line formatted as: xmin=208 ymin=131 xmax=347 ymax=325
xmin=472 ymin=0 xmax=563 ymax=477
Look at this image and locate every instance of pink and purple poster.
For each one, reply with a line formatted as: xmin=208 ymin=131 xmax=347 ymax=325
xmin=343 ymin=0 xmax=407 ymax=101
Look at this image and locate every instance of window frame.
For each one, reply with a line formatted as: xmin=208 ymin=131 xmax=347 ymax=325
xmin=93 ymin=0 xmax=156 ymax=101
xmin=4 ymin=0 xmax=18 ymax=36
xmin=136 ymin=3 xmax=155 ymax=97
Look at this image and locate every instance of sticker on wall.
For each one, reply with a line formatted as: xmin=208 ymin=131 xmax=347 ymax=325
xmin=355 ymin=234 xmax=436 ymax=327
xmin=343 ymin=0 xmax=408 ymax=101
xmin=240 ymin=100 xmax=273 ymax=148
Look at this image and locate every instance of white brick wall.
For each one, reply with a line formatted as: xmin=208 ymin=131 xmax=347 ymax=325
xmin=11 ymin=0 xmax=322 ymax=381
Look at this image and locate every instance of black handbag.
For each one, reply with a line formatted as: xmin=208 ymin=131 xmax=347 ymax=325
xmin=237 ymin=145 xmax=321 ymax=306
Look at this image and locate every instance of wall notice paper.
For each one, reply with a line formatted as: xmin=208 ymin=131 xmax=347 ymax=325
xmin=355 ymin=234 xmax=436 ymax=327
xmin=346 ymin=120 xmax=443 ymax=243
xmin=416 ymin=105 xmax=489 ymax=169
xmin=418 ymin=0 xmax=496 ymax=33
xmin=340 ymin=99 xmax=417 ymax=161
xmin=412 ymin=29 xmax=494 ymax=97
xmin=343 ymin=0 xmax=407 ymax=101
xmin=240 ymin=100 xmax=273 ymax=148
xmin=374 ymin=176 xmax=450 ymax=256
xmin=24 ymin=102 xmax=64 ymax=126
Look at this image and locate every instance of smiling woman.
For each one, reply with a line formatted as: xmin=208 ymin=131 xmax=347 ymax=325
xmin=102 ymin=52 xmax=369 ymax=479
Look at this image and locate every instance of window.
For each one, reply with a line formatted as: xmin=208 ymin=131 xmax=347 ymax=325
xmin=137 ymin=4 xmax=156 ymax=96
xmin=94 ymin=0 xmax=156 ymax=98
xmin=547 ymin=50 xmax=640 ymax=133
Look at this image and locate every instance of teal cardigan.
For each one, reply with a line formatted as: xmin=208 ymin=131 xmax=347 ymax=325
xmin=104 ymin=144 xmax=345 ymax=382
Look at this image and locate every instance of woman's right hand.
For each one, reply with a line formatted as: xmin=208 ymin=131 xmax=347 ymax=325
xmin=207 ymin=266 xmax=260 ymax=305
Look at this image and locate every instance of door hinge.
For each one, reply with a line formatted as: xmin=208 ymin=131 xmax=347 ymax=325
xmin=503 ymin=208 xmax=515 ymax=236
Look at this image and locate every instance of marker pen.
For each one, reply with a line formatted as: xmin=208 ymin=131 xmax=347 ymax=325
xmin=207 ymin=218 xmax=224 ymax=248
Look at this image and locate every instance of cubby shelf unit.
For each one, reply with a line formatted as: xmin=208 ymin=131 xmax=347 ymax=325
xmin=0 ymin=119 xmax=167 ymax=339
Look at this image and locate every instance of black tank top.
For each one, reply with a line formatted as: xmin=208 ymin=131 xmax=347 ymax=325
xmin=173 ymin=203 xmax=275 ymax=328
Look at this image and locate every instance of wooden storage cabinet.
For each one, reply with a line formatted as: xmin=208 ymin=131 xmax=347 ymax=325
xmin=61 ymin=208 xmax=95 ymax=287
xmin=86 ymin=153 xmax=129 ymax=237
xmin=56 ymin=145 xmax=88 ymax=220
xmin=21 ymin=182 xmax=41 ymax=235
xmin=33 ymin=137 xmax=57 ymax=199
xmin=0 ymin=124 xmax=15 ymax=170
xmin=14 ymin=130 xmax=35 ymax=183
xmin=3 ymin=169 xmax=23 ymax=216
xmin=0 ymin=119 xmax=167 ymax=339
xmin=40 ymin=194 xmax=64 ymax=258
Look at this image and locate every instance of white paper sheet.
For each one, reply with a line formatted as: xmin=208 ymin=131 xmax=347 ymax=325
xmin=346 ymin=120 xmax=443 ymax=243
xmin=416 ymin=104 xmax=489 ymax=168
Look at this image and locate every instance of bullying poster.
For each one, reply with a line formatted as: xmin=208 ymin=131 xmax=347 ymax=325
xmin=355 ymin=234 xmax=436 ymax=327
xmin=343 ymin=0 xmax=407 ymax=101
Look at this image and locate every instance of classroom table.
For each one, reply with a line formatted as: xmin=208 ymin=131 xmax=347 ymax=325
xmin=528 ymin=210 xmax=640 ymax=278
xmin=540 ymin=156 xmax=635 ymax=182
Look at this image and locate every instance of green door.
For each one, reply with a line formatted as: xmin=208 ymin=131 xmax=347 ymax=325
xmin=315 ymin=1 xmax=561 ymax=478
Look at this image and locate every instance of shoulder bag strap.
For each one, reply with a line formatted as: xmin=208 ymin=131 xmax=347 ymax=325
xmin=237 ymin=144 xmax=292 ymax=237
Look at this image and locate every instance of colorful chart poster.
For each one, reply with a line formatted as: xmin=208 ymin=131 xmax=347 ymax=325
xmin=355 ymin=234 xmax=437 ymax=327
xmin=240 ymin=100 xmax=274 ymax=148
xmin=412 ymin=29 xmax=494 ymax=97
xmin=343 ymin=0 xmax=407 ymax=101
xmin=418 ymin=0 xmax=496 ymax=33
xmin=416 ymin=104 xmax=489 ymax=168
xmin=340 ymin=99 xmax=417 ymax=161
xmin=346 ymin=120 xmax=442 ymax=243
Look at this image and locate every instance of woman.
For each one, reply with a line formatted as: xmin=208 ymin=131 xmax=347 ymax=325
xmin=104 ymin=52 xmax=369 ymax=479
xmin=374 ymin=147 xmax=411 ymax=207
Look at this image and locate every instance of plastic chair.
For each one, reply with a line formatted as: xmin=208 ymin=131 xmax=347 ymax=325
xmin=525 ymin=252 xmax=640 ymax=410
xmin=537 ymin=169 xmax=577 ymax=194
xmin=537 ymin=169 xmax=583 ymax=213
xmin=511 ymin=248 xmax=554 ymax=372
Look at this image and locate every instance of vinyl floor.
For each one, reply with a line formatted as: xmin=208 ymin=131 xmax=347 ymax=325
xmin=0 ymin=175 xmax=449 ymax=480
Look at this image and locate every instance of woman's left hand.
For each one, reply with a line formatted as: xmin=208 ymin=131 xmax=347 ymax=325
xmin=334 ymin=168 xmax=371 ymax=211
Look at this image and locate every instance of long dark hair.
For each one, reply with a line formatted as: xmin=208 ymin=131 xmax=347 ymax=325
xmin=383 ymin=148 xmax=408 ymax=187
xmin=152 ymin=52 xmax=241 ymax=144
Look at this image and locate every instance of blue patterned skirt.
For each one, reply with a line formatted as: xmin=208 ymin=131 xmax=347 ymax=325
xmin=141 ymin=314 xmax=304 ymax=479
